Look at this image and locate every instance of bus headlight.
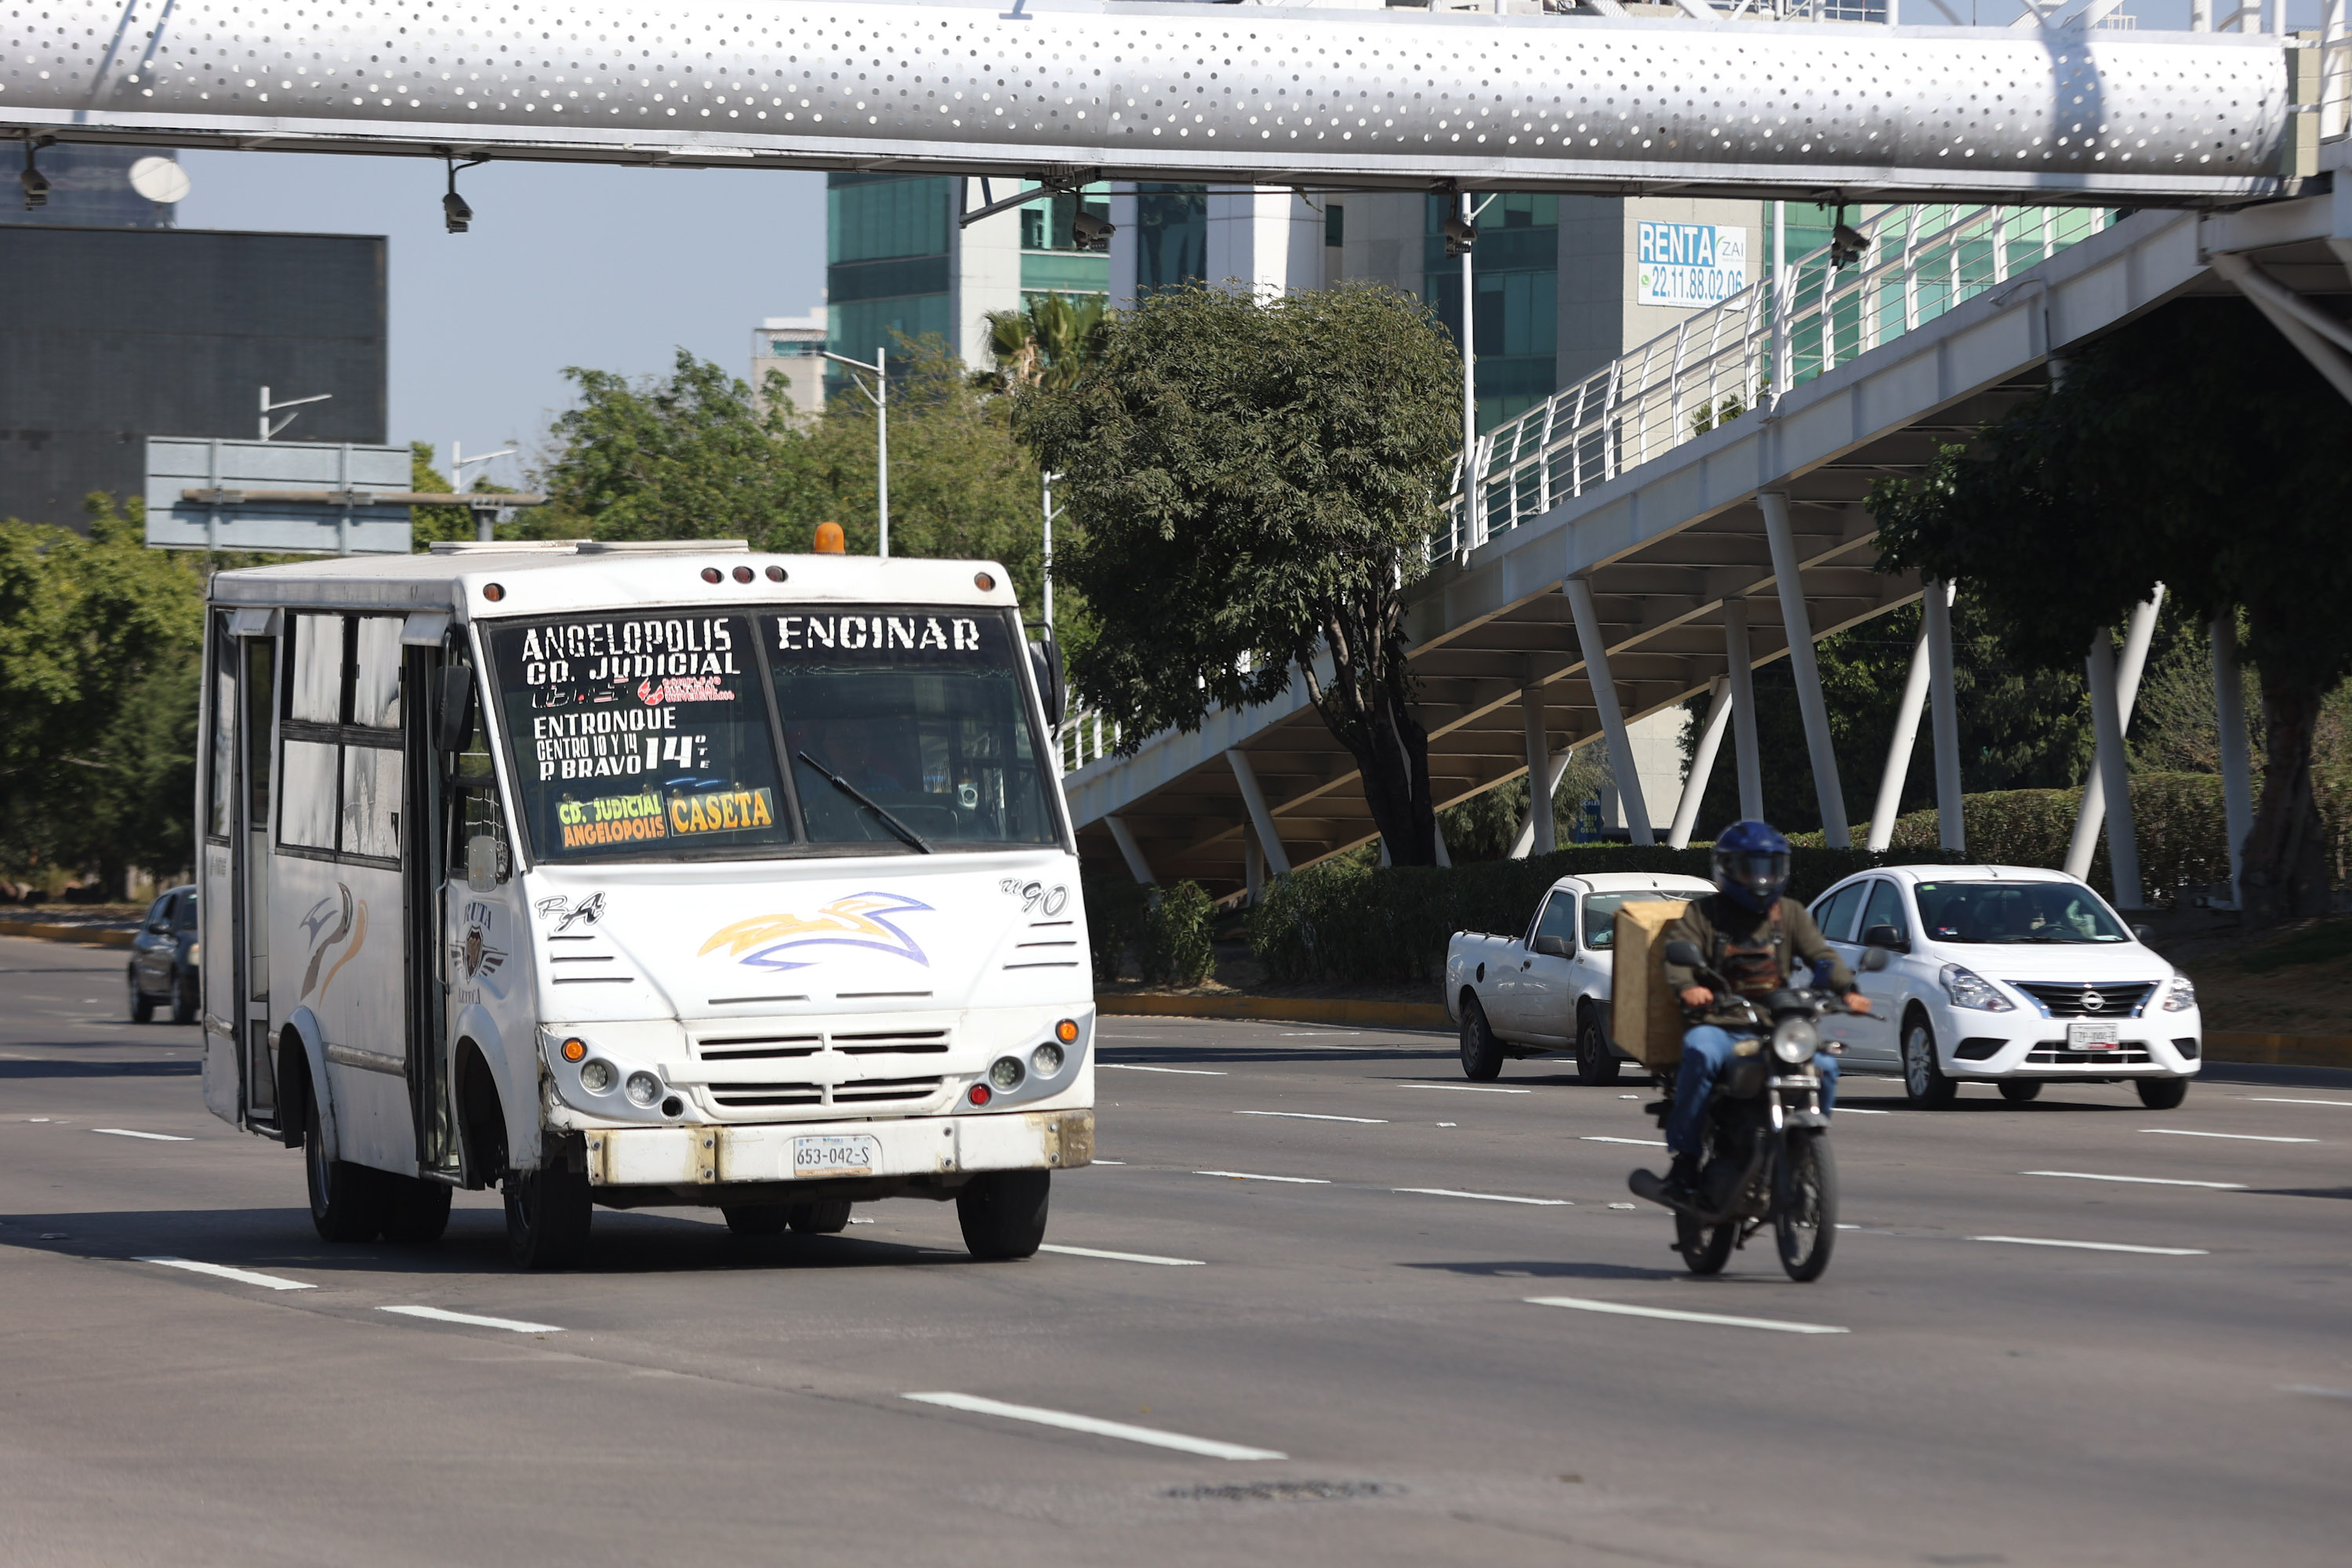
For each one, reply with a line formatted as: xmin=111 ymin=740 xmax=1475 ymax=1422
xmin=1771 ymin=1017 xmax=1820 ymax=1064
xmin=1031 ymin=1042 xmax=1065 ymax=1076
xmin=989 ymin=1057 xmax=1025 ymax=1091
xmin=625 ymin=1071 xmax=662 ymax=1108
xmin=579 ymin=1059 xmax=616 ymax=1094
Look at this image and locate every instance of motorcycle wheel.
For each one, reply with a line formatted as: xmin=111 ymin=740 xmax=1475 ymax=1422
xmin=1675 ymin=1210 xmax=1737 ymax=1275
xmin=1774 ymin=1134 xmax=1838 ymax=1283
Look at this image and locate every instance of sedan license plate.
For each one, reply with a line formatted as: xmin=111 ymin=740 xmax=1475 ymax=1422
xmin=2066 ymin=1022 xmax=2120 ymax=1049
xmin=793 ymin=1134 xmax=881 ymax=1178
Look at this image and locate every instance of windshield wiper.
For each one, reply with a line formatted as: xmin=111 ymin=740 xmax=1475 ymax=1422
xmin=796 ymin=750 xmax=934 ymax=854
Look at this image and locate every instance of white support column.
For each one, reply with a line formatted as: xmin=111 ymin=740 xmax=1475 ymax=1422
xmin=1562 ymin=580 xmax=1656 ymax=846
xmin=2077 ymin=630 xmax=2145 ymax=909
xmin=2066 ymin=590 xmax=2164 ymax=880
xmin=1867 ymin=616 xmax=1934 ymax=852
xmin=1243 ymin=826 xmax=1265 ymax=906
xmin=1104 ymin=814 xmax=1156 ymax=886
xmin=1434 ymin=815 xmax=1452 ymax=869
xmin=1563 ymin=578 xmax=1656 ymax=845
xmin=1722 ymin=598 xmax=1764 ymax=822
xmin=1669 ymin=677 xmax=1733 ymax=850
xmin=1509 ymin=745 xmax=1575 ymax=860
xmin=1520 ymin=682 xmax=1556 ymax=857
xmin=1759 ymin=491 xmax=1851 ymax=848
xmin=1923 ymin=579 xmax=1965 ymax=853
xmin=2210 ymin=615 xmax=2256 ymax=906
xmin=1224 ymin=749 xmax=1293 ymax=878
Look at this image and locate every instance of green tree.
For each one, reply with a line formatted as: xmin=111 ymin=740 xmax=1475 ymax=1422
xmin=1018 ymin=281 xmax=1462 ymax=864
xmin=535 ymin=350 xmax=826 ymax=548
xmin=975 ymin=292 xmax=1108 ymax=394
xmin=1871 ymin=299 xmax=2352 ymax=924
xmin=0 ymin=496 xmax=206 ymax=887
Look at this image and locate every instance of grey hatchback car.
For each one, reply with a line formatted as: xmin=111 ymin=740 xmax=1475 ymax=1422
xmin=128 ymin=884 xmax=200 ymax=1025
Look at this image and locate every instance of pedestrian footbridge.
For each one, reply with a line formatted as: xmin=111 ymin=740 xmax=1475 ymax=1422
xmin=1059 ymin=159 xmax=2352 ymax=896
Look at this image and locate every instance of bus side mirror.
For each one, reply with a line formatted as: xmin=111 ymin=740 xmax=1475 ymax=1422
xmin=466 ymin=834 xmax=507 ymax=891
xmin=437 ymin=666 xmax=478 ymax=753
xmin=1028 ymin=633 xmax=1066 ymax=730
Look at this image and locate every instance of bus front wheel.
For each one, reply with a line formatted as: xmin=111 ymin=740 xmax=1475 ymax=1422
xmin=505 ymin=1163 xmax=593 ymax=1269
xmin=957 ymin=1171 xmax=1049 ymax=1260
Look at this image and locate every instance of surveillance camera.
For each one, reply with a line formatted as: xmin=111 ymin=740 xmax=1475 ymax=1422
xmin=443 ymin=191 xmax=474 ymax=234
xmin=1443 ymin=215 xmax=1478 ymax=256
xmin=19 ymin=166 xmax=47 ymax=210
xmin=1830 ymin=223 xmax=1871 ymax=269
xmin=1072 ymin=209 xmax=1114 ymax=249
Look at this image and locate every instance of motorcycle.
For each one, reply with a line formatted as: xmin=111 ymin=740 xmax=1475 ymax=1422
xmin=1627 ymin=939 xmax=1888 ymax=1283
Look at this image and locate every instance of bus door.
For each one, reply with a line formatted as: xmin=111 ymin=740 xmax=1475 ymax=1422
xmin=440 ymin=651 xmax=516 ymax=1181
xmin=401 ymin=621 xmax=459 ymax=1178
xmin=207 ymin=608 xmax=282 ymax=1129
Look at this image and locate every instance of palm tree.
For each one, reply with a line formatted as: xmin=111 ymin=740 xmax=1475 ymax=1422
xmin=976 ymin=292 xmax=1109 ymax=394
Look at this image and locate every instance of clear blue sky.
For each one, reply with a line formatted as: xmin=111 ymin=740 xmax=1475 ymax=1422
xmin=179 ymin=152 xmax=828 ymax=492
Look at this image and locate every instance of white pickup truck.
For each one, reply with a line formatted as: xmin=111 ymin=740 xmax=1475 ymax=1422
xmin=1443 ymin=871 xmax=1716 ymax=1083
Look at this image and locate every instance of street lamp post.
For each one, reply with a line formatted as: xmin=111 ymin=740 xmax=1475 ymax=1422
xmin=451 ymin=440 xmax=517 ymax=542
xmin=1041 ymin=469 xmax=1062 ymax=630
xmin=822 ymin=344 xmax=889 ymax=557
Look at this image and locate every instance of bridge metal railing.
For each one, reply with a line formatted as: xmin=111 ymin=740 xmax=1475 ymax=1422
xmin=1435 ymin=202 xmax=2119 ymax=563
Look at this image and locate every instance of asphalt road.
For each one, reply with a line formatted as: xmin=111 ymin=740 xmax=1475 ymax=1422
xmin=4 ymin=932 xmax=2347 ymax=1567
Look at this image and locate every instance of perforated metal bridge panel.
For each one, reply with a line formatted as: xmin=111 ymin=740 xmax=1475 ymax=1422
xmin=0 ymin=0 xmax=2291 ymax=202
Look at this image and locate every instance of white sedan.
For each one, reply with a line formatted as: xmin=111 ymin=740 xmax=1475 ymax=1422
xmin=1807 ymin=864 xmax=2202 ymax=1109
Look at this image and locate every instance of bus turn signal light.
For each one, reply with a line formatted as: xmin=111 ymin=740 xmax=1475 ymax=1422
xmin=560 ymin=1037 xmax=587 ymax=1062
xmin=1055 ymin=1018 xmax=1080 ymax=1044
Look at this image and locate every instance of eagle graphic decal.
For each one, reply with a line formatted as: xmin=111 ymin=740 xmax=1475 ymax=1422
xmin=699 ymin=893 xmax=932 ymax=973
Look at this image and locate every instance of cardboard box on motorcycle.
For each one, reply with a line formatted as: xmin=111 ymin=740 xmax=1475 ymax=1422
xmin=1611 ymin=898 xmax=1693 ymax=1070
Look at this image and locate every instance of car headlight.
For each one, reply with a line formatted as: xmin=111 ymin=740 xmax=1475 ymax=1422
xmin=187 ymin=942 xmax=201 ymax=967
xmin=1940 ymin=964 xmax=2015 ymax=1012
xmin=1030 ymin=1041 xmax=1065 ymax=1076
xmin=2161 ymin=975 xmax=2197 ymax=1013
xmin=1771 ymin=1016 xmax=1820 ymax=1064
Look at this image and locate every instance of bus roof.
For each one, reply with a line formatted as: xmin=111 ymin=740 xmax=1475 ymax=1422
xmin=205 ymin=545 xmax=1023 ymax=622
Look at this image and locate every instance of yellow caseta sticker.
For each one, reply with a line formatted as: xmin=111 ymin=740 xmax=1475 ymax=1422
xmin=557 ymin=789 xmax=669 ymax=849
xmin=669 ymin=787 xmax=776 ymax=837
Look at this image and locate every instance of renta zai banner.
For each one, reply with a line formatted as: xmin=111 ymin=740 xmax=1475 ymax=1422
xmin=1635 ymin=222 xmax=1751 ymax=310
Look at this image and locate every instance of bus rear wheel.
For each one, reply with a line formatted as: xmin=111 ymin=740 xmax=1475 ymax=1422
xmin=382 ymin=1177 xmax=452 ymax=1244
xmin=504 ymin=1163 xmax=593 ymax=1269
xmin=306 ymin=1097 xmax=388 ymax=1243
xmin=788 ymin=1200 xmax=853 ymax=1235
xmin=722 ymin=1205 xmax=790 ymax=1236
xmin=957 ymin=1171 xmax=1049 ymax=1260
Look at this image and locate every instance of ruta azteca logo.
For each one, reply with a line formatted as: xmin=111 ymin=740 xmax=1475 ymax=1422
xmin=699 ymin=893 xmax=933 ymax=972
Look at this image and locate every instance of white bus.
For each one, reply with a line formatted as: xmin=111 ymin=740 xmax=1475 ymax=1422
xmin=195 ymin=540 xmax=1093 ymax=1268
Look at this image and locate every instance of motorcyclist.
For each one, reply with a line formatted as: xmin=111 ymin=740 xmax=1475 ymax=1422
xmin=1642 ymin=820 xmax=1867 ymax=1203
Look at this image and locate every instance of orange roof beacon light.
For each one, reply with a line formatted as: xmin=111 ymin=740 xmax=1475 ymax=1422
xmin=813 ymin=521 xmax=846 ymax=554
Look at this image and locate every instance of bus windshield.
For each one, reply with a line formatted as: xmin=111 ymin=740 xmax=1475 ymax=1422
xmin=763 ymin=607 xmax=1060 ymax=849
xmin=486 ymin=604 xmax=1059 ymax=862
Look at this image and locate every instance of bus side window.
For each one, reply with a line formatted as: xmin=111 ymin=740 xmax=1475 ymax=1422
xmin=447 ymin=682 xmax=507 ymax=873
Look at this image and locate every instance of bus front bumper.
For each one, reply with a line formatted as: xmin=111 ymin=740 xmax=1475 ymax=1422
xmin=583 ymin=1109 xmax=1094 ymax=1189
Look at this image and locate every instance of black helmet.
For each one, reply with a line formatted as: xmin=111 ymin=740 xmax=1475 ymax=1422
xmin=1711 ymin=820 xmax=1791 ymax=913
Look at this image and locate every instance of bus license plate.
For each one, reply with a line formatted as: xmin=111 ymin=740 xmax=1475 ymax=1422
xmin=793 ymin=1134 xmax=881 ymax=1177
xmin=2067 ymin=1022 xmax=2120 ymax=1049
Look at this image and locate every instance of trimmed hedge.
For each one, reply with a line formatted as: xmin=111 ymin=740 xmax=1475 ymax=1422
xmin=1250 ymin=845 xmax=1969 ymax=988
xmin=1080 ymin=875 xmax=1217 ymax=986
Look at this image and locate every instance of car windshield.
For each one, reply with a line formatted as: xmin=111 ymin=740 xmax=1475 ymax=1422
xmin=1581 ymin=891 xmax=1690 ymax=949
xmin=486 ymin=604 xmax=1059 ymax=862
xmin=763 ymin=607 xmax=1059 ymax=848
xmin=1912 ymin=881 xmax=2129 ymax=945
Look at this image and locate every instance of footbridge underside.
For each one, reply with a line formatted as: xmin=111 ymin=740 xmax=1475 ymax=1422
xmin=1061 ymin=183 xmax=2352 ymax=891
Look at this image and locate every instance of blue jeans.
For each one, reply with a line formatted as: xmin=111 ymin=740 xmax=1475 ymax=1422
xmin=1664 ymin=1025 xmax=1840 ymax=1157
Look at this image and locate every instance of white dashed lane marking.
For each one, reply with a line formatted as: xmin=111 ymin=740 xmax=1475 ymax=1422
xmin=1394 ymin=1188 xmax=1570 ymax=1206
xmin=379 ymin=1305 xmax=563 ymax=1333
xmin=1193 ymin=1170 xmax=1330 ymax=1185
xmin=2140 ymin=1128 xmax=2317 ymax=1144
xmin=1526 ymin=1297 xmax=1849 ymax=1334
xmin=1102 ymin=1064 xmax=1228 ymax=1076
xmin=136 ymin=1256 xmax=314 ymax=1291
xmin=1971 ymin=1236 xmax=2209 ymax=1257
xmin=1400 ymin=1083 xmax=1531 ymax=1094
xmin=1580 ymin=1136 xmax=1667 ymax=1147
xmin=1235 ymin=1110 xmax=1387 ymax=1124
xmin=2023 ymin=1170 xmax=2248 ymax=1189
xmin=1039 ymin=1243 xmax=1205 ymax=1267
xmin=2241 ymin=1098 xmax=2352 ymax=1108
xmin=93 ymin=1128 xmax=192 ymax=1142
xmin=903 ymin=1392 xmax=1285 ymax=1461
